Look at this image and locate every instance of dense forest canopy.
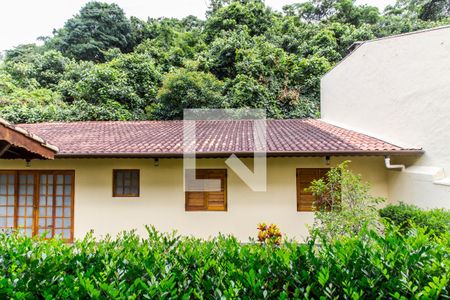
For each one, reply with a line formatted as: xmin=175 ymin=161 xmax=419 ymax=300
xmin=0 ymin=0 xmax=448 ymax=123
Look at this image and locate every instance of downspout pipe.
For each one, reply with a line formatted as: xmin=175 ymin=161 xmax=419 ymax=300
xmin=384 ymin=156 xmax=405 ymax=171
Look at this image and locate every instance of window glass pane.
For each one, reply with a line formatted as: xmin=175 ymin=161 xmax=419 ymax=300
xmin=64 ymin=185 xmax=71 ymax=196
xmin=64 ymin=207 xmax=71 ymax=217
xmin=123 ymin=186 xmax=131 ymax=195
xmin=18 ymin=207 xmax=25 ymax=217
xmin=114 ymin=170 xmax=139 ymax=196
xmin=130 ymin=186 xmax=138 ymax=195
xmin=64 ymin=197 xmax=71 ymax=206
xmin=39 ymin=195 xmax=47 ymax=205
xmin=0 ymin=196 xmax=6 ymax=205
xmin=57 ymin=175 xmax=63 ymax=184
xmin=56 ymin=208 xmax=63 ymax=217
xmin=115 ymin=185 xmax=122 ymax=196
xmin=39 ymin=207 xmax=46 ymax=216
xmin=0 ymin=207 xmax=5 ymax=216
xmin=116 ymin=172 xmax=123 ymax=185
xmin=56 ymin=185 xmax=63 ymax=195
xmin=64 ymin=218 xmax=71 ymax=228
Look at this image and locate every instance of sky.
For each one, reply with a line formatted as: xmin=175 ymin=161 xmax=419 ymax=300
xmin=0 ymin=0 xmax=395 ymax=52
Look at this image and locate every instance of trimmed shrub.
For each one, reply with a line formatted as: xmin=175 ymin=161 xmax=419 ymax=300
xmin=380 ymin=203 xmax=450 ymax=236
xmin=0 ymin=226 xmax=449 ymax=299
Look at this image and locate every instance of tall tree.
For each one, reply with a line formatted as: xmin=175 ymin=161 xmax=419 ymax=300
xmin=50 ymin=2 xmax=132 ymax=61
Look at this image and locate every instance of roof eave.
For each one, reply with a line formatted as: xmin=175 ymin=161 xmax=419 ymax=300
xmin=0 ymin=121 xmax=58 ymax=160
xmin=54 ymin=149 xmax=424 ymax=159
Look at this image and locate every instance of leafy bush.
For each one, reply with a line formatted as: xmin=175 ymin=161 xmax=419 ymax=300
xmin=308 ymin=161 xmax=384 ymax=240
xmin=0 ymin=226 xmax=449 ymax=299
xmin=380 ymin=202 xmax=450 ymax=237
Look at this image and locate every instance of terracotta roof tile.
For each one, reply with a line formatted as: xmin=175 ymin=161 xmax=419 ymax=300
xmin=18 ymin=119 xmax=422 ymax=157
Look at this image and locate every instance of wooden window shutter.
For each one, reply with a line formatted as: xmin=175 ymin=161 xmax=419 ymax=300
xmin=185 ymin=169 xmax=227 ymax=211
xmin=296 ymin=168 xmax=329 ymax=212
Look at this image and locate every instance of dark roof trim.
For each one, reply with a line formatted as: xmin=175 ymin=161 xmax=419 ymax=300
xmin=55 ymin=149 xmax=424 ymax=159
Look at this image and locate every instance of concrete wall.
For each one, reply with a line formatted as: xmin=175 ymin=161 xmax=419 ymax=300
xmin=0 ymin=156 xmax=388 ymax=241
xmin=321 ymin=26 xmax=450 ymax=208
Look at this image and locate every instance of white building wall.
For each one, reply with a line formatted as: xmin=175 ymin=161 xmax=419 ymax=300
xmin=0 ymin=156 xmax=388 ymax=241
xmin=321 ymin=26 xmax=450 ymax=208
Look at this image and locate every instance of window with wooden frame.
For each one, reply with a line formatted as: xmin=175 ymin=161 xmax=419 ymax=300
xmin=185 ymin=169 xmax=227 ymax=211
xmin=296 ymin=168 xmax=329 ymax=212
xmin=0 ymin=170 xmax=75 ymax=241
xmin=113 ymin=170 xmax=140 ymax=197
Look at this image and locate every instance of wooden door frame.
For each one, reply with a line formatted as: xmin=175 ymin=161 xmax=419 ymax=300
xmin=0 ymin=170 xmax=75 ymax=242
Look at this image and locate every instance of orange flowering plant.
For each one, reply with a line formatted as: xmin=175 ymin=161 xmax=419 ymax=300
xmin=257 ymin=223 xmax=282 ymax=246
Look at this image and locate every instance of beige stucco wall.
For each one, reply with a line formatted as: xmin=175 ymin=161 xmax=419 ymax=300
xmin=321 ymin=26 xmax=450 ymax=208
xmin=0 ymin=156 xmax=388 ymax=241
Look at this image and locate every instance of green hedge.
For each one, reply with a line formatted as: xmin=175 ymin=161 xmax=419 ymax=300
xmin=380 ymin=203 xmax=450 ymax=237
xmin=0 ymin=226 xmax=449 ymax=299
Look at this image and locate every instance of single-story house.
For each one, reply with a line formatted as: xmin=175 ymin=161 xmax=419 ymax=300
xmin=3 ymin=25 xmax=449 ymax=241
xmin=0 ymin=118 xmax=422 ymax=241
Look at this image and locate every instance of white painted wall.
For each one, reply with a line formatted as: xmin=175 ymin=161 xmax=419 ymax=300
xmin=321 ymin=26 xmax=450 ymax=208
xmin=0 ymin=156 xmax=388 ymax=241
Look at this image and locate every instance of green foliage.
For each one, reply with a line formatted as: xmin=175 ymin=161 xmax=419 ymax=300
xmin=0 ymin=225 xmax=448 ymax=298
xmin=3 ymin=50 xmax=70 ymax=89
xmin=151 ymin=69 xmax=225 ymax=120
xmin=283 ymin=0 xmax=381 ymax=26
xmin=51 ymin=2 xmax=132 ymax=61
xmin=204 ymin=0 xmax=275 ymax=42
xmin=385 ymin=0 xmax=450 ymax=21
xmin=380 ymin=202 xmax=450 ymax=237
xmin=308 ymin=161 xmax=385 ymax=240
xmin=0 ymin=0 xmax=449 ymax=123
